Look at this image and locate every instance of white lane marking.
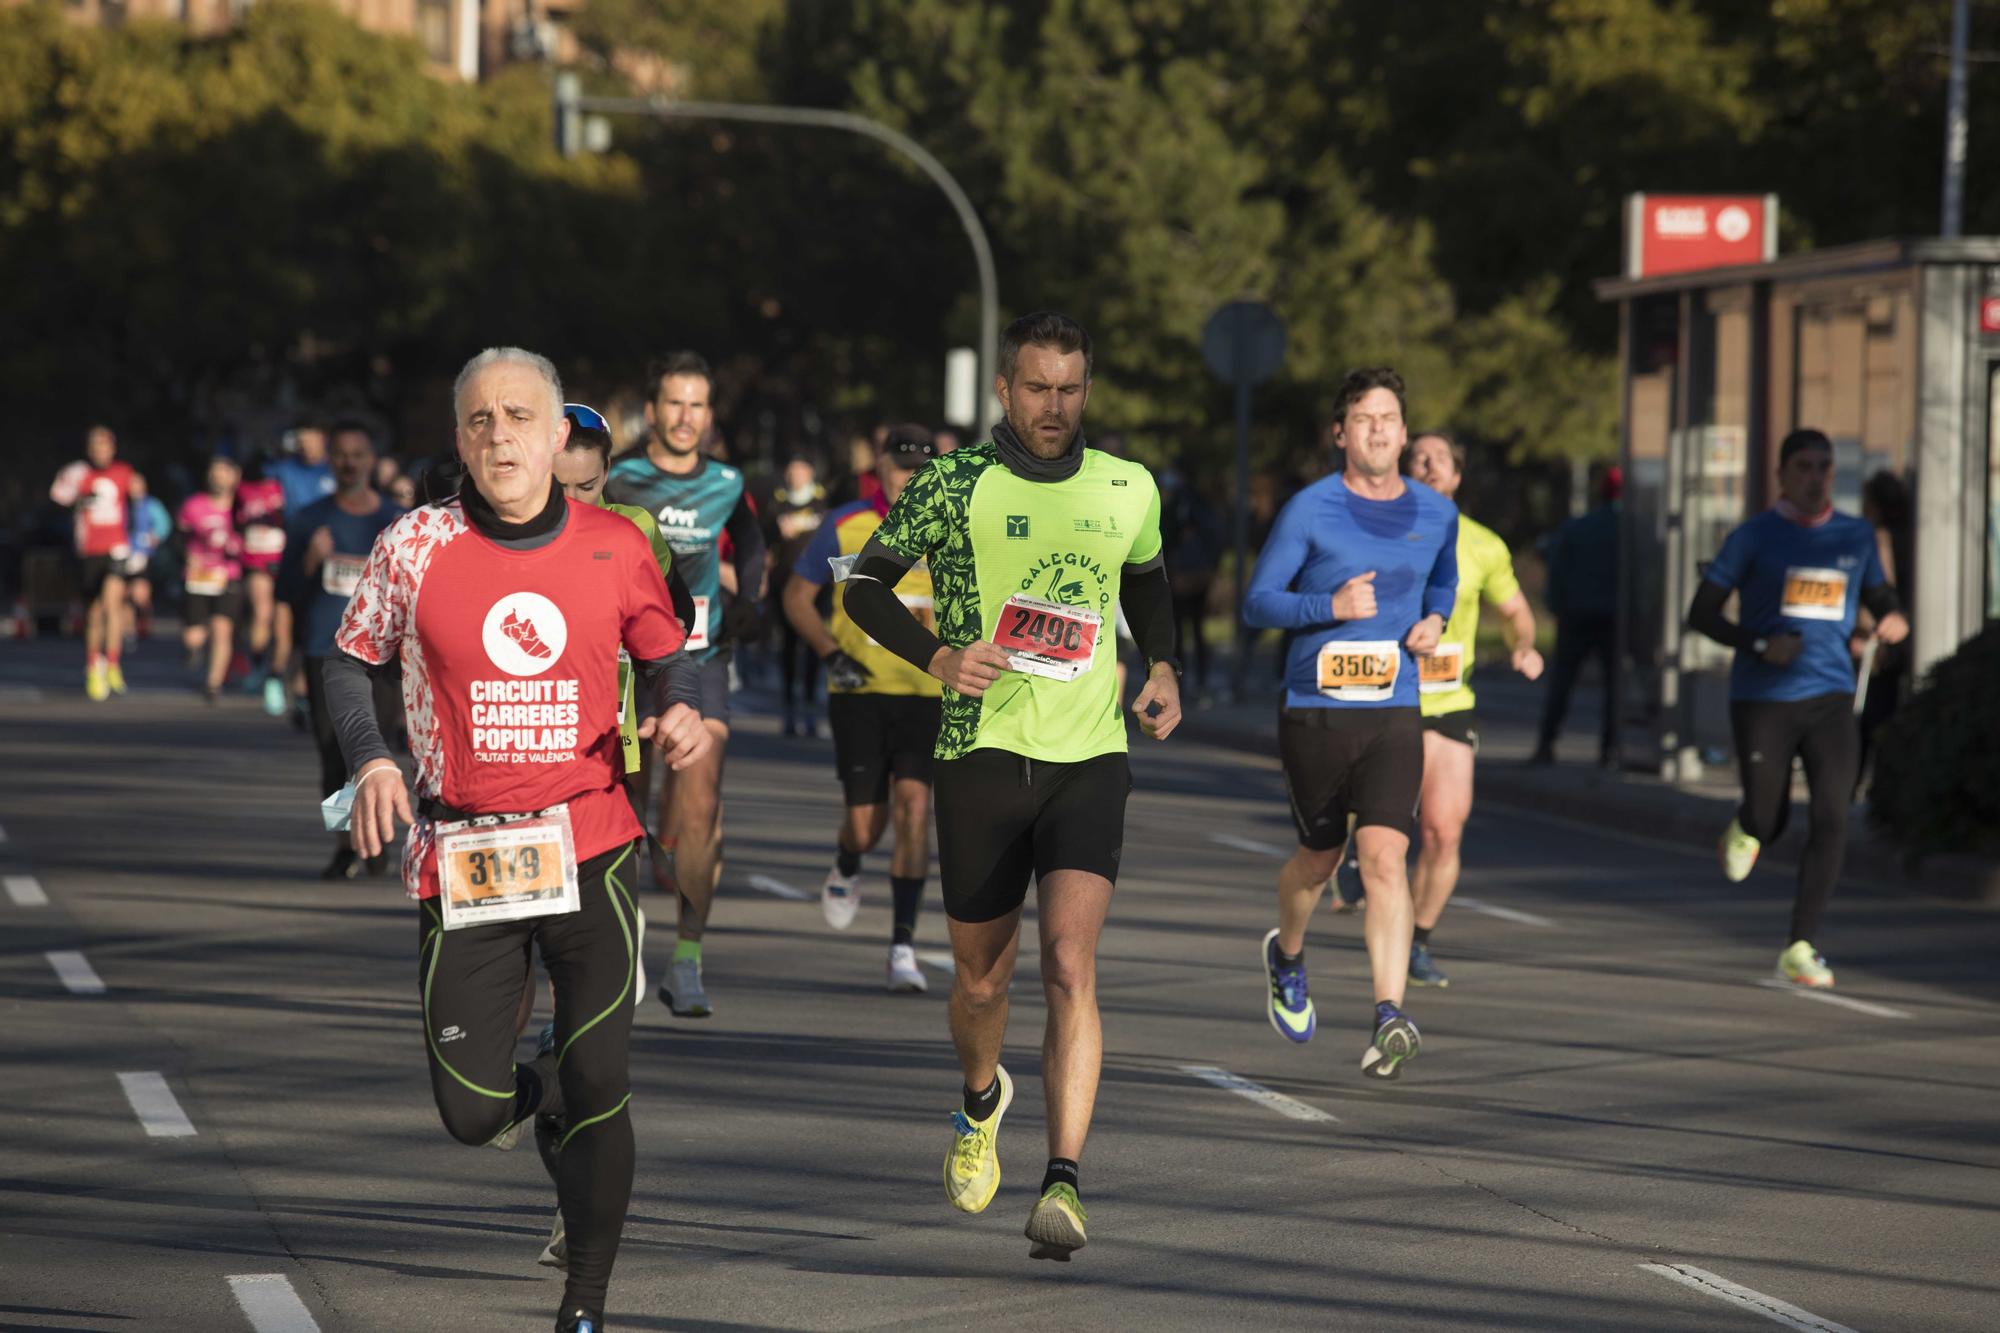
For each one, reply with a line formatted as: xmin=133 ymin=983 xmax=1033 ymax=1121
xmin=746 ymin=874 xmax=811 ymax=901
xmin=916 ymin=950 xmax=956 ymax=973
xmin=117 ymin=1071 xmax=197 ymax=1138
xmin=1639 ymin=1263 xmax=1859 ymax=1333
xmin=1210 ymin=832 xmax=1289 ymax=858
xmin=226 ymin=1274 xmax=321 ymax=1332
xmin=1453 ymin=895 xmax=1553 ymax=927
xmin=46 ymin=950 xmax=106 ymax=994
xmin=1753 ymin=978 xmax=1909 ymax=1019
xmin=1180 ymin=1065 xmax=1338 ymax=1122
xmin=5 ymin=874 xmax=48 ymax=906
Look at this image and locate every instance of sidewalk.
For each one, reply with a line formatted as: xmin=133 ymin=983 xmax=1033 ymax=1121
xmin=1173 ymin=671 xmax=2000 ymax=906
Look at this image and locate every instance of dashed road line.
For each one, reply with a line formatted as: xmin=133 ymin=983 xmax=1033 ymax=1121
xmin=1180 ymin=1065 xmax=1338 ymax=1122
xmin=45 ymin=950 xmax=105 ymax=994
xmin=226 ymin=1274 xmax=321 ymax=1332
xmin=1753 ymin=978 xmax=1909 ymax=1019
xmin=1209 ymin=832 xmax=1289 ymax=858
xmin=1453 ymin=895 xmax=1553 ymax=927
xmin=746 ymin=874 xmax=811 ymax=901
xmin=1639 ymin=1263 xmax=1859 ymax=1332
xmin=5 ymin=874 xmax=48 ymax=906
xmin=117 ymin=1071 xmax=197 ymax=1138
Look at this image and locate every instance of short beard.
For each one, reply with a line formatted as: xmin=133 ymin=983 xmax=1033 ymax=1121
xmin=1008 ymin=408 xmax=1078 ymax=460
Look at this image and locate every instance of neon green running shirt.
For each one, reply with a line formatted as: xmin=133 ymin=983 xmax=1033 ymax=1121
xmin=1419 ymin=513 xmax=1520 ymax=718
xmin=872 ymin=442 xmax=1162 ymax=762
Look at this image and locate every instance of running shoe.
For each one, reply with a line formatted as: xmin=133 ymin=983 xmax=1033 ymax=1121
xmin=537 ymin=1207 xmax=567 ymax=1271
xmin=485 ymin=1110 xmax=528 ymax=1152
xmin=106 ymin=662 xmax=127 ymax=695
xmin=887 ymin=943 xmax=927 ymax=993
xmin=943 ymin=1064 xmax=1012 ymax=1213
xmin=1360 ymin=1011 xmax=1421 ymax=1081
xmin=320 ymin=846 xmax=360 ymax=881
xmin=261 ymin=674 xmax=286 ymax=716
xmin=1408 ymin=942 xmax=1450 ymax=988
xmin=660 ymin=954 xmax=712 ymax=1017
xmin=1719 ymin=817 xmax=1761 ymax=882
xmin=85 ymin=663 xmax=110 ymax=702
xmin=631 ymin=908 xmax=647 ymax=1010
xmin=1776 ymin=940 xmax=1835 ymax=988
xmin=556 ymin=1305 xmax=601 ymax=1333
xmin=1262 ymin=928 xmax=1315 ymax=1043
xmin=1025 ymin=1182 xmax=1088 ymax=1262
xmin=821 ymin=863 xmax=860 ymax=930
xmin=1331 ymin=853 xmax=1365 ymax=912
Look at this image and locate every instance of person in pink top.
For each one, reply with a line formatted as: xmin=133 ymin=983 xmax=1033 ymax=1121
xmin=236 ymin=464 xmax=291 ymax=715
xmin=178 ymin=454 xmax=245 ymax=703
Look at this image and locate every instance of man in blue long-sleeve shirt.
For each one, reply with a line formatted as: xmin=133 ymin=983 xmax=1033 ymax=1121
xmin=1242 ymin=367 xmax=1458 ymax=1081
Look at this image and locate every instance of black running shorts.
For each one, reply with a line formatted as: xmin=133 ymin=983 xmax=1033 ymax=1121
xmin=80 ymin=555 xmax=121 ymax=598
xmin=828 ymin=692 xmax=941 ymax=806
xmin=1421 ymin=708 xmax=1479 ymax=754
xmin=696 ymin=654 xmax=731 ymax=723
xmin=933 ymin=747 xmax=1130 ymax=922
xmin=186 ymin=582 xmax=245 ymax=625
xmin=1277 ymin=704 xmax=1422 ymax=848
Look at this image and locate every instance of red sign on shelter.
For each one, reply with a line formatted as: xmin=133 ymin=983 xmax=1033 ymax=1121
xmin=1625 ymin=194 xmax=1777 ymax=279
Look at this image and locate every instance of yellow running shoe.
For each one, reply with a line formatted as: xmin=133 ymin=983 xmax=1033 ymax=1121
xmin=943 ymin=1064 xmax=1012 ymax=1213
xmin=1777 ymin=940 xmax=1834 ymax=988
xmin=1026 ymin=1181 xmax=1088 ymax=1261
xmin=85 ymin=663 xmax=110 ymax=702
xmin=106 ymin=662 xmax=127 ymax=695
xmin=1718 ymin=817 xmax=1760 ymax=883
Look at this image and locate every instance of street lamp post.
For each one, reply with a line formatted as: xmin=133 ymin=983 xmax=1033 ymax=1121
xmin=556 ymin=79 xmax=1000 ymax=438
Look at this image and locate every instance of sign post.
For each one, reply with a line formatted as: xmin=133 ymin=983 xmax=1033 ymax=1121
xmin=1201 ymin=301 xmax=1286 ymax=675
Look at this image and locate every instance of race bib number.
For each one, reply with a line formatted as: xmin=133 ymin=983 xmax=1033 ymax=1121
xmin=243 ymin=526 xmax=285 ymax=556
xmin=1417 ymin=642 xmax=1465 ymax=694
xmin=436 ymin=806 xmax=580 ymax=931
xmin=186 ymin=569 xmax=228 ymax=597
xmin=1317 ymin=640 xmax=1401 ymax=702
xmin=616 ymin=647 xmax=631 ymax=726
xmin=686 ymin=596 xmax=710 ymax=651
xmin=993 ymin=594 xmax=1100 ymax=681
xmin=1781 ymin=566 xmax=1848 ymax=622
xmin=321 ymin=554 xmax=366 ymax=598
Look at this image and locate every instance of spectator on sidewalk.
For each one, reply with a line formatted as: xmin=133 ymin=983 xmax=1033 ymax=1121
xmin=1161 ymin=458 xmax=1224 ymax=698
xmin=1533 ymin=465 xmax=1621 ymax=765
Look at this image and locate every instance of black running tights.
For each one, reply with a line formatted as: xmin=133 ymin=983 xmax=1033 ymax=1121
xmin=416 ymin=841 xmax=640 ymax=1314
xmin=1730 ymin=693 xmax=1858 ymax=946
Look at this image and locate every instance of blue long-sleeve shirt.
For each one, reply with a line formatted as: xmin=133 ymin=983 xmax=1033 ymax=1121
xmin=1244 ymin=473 xmax=1459 ymax=709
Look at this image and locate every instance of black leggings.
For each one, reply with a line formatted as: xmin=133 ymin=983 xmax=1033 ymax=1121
xmin=1730 ymin=694 xmax=1858 ymax=946
xmin=778 ymin=616 xmax=820 ymax=711
xmin=416 ymin=841 xmax=640 ymax=1314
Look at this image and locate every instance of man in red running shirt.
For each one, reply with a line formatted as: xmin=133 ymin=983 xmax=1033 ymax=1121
xmin=48 ymin=425 xmax=140 ymax=700
xmin=333 ymin=347 xmax=709 ymax=1333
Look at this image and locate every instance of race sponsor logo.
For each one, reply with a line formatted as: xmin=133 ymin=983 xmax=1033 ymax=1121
xmin=1006 ymin=515 xmax=1030 ymax=538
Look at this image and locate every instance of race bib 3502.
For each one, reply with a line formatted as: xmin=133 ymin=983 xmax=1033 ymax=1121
xmin=1317 ymin=640 xmax=1400 ymax=702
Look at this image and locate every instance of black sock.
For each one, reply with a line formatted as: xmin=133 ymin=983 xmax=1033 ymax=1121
xmin=962 ymin=1077 xmax=1001 ymax=1122
xmin=890 ymin=875 xmax=923 ymax=946
xmin=1412 ymin=925 xmax=1432 ymax=946
xmin=835 ymin=844 xmax=862 ymax=877
xmin=1274 ymin=941 xmax=1303 ymax=968
xmin=1041 ymin=1158 xmax=1079 ymax=1195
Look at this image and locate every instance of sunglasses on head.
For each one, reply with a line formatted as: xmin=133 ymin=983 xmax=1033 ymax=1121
xmin=563 ymin=403 xmax=610 ymax=434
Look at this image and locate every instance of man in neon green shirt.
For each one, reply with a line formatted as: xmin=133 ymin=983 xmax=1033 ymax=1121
xmin=1404 ymin=431 xmax=1542 ymax=987
xmin=842 ymin=312 xmax=1184 ymax=1262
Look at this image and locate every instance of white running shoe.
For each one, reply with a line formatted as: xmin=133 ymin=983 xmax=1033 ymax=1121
xmin=538 ymin=1207 xmax=567 ymax=1270
xmin=632 ymin=908 xmax=646 ymax=1010
xmin=821 ymin=863 xmax=860 ymax=930
xmin=887 ymin=944 xmax=927 ymax=993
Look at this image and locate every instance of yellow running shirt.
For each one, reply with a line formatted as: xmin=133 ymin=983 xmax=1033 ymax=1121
xmin=1418 ymin=514 xmax=1520 ymax=718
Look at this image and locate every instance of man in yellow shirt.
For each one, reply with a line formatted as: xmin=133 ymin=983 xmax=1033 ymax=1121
xmin=1405 ymin=432 xmax=1543 ymax=987
xmin=783 ymin=425 xmax=943 ymax=991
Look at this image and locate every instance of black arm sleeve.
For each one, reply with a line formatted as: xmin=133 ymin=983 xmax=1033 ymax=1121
xmin=633 ymin=652 xmax=702 ymax=719
xmin=723 ymin=494 xmax=768 ymax=597
xmin=1687 ymin=579 xmax=1750 ymax=650
xmin=326 ymin=651 xmax=397 ymax=775
xmin=1119 ymin=559 xmax=1176 ymax=667
xmin=842 ymin=535 xmax=944 ymax=674
xmin=664 ymin=562 xmax=696 ymax=630
xmin=1860 ymin=582 xmax=1902 ymax=619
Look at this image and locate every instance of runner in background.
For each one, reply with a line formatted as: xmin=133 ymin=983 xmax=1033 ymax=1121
xmin=49 ymin=424 xmax=140 ymax=701
xmin=124 ymin=475 xmax=172 ymax=644
xmin=177 ymin=453 xmax=245 ymax=703
xmin=269 ymin=419 xmax=337 ymax=724
xmin=765 ymin=455 xmax=827 ymax=738
xmin=236 ymin=457 xmax=290 ymax=716
xmin=783 ymin=424 xmax=941 ymax=991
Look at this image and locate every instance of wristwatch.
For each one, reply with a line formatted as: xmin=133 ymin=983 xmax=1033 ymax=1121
xmin=1147 ymin=656 xmax=1184 ymax=680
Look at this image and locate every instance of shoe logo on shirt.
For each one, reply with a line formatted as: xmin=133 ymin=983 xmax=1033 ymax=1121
xmin=1007 ymin=515 xmax=1030 ymax=538
xmin=482 ymin=592 xmax=569 ymax=677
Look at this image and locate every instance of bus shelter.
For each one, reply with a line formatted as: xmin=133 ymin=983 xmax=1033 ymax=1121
xmin=1595 ymin=237 xmax=2000 ymax=779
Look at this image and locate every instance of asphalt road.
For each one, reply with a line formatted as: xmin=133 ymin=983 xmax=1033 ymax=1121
xmin=3 ymin=641 xmax=1997 ymax=1332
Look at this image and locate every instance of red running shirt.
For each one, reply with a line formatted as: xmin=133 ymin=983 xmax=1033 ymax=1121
xmin=235 ymin=478 xmax=287 ymax=571
xmin=335 ymin=498 xmax=686 ymax=899
xmin=51 ymin=461 xmax=136 ymax=558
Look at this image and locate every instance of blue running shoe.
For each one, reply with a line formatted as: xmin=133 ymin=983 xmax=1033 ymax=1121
xmin=1408 ymin=942 xmax=1450 ymax=988
xmin=556 ymin=1306 xmax=600 ymax=1333
xmin=1361 ymin=1009 xmax=1421 ymax=1080
xmin=1262 ymin=928 xmax=1315 ymax=1042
